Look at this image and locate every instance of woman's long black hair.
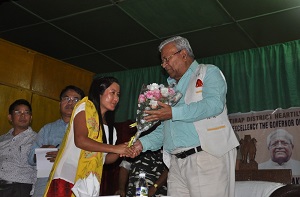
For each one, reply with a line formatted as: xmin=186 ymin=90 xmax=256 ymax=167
xmin=88 ymin=76 xmax=119 ymax=144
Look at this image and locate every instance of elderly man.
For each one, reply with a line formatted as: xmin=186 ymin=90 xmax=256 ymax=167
xmin=0 ymin=99 xmax=37 ymax=197
xmin=259 ymin=129 xmax=300 ymax=176
xmin=28 ymin=85 xmax=85 ymax=197
xmin=133 ymin=36 xmax=239 ymax=197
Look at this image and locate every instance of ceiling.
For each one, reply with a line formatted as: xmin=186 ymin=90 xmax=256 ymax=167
xmin=1 ymin=0 xmax=300 ymax=74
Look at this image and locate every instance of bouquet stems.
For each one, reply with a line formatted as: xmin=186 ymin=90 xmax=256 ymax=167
xmin=127 ymin=130 xmax=142 ymax=147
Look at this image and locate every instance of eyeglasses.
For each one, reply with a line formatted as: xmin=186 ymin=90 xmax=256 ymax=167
xmin=161 ymin=49 xmax=182 ymax=65
xmin=13 ymin=110 xmax=31 ymax=116
xmin=270 ymin=140 xmax=291 ymax=148
xmin=61 ymin=97 xmax=80 ymax=103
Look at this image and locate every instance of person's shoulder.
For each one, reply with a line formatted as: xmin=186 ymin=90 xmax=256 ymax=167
xmin=23 ymin=127 xmax=37 ymax=139
xmin=39 ymin=119 xmax=63 ymax=131
xmin=199 ymin=63 xmax=217 ymax=68
xmin=258 ymin=160 xmax=272 ymax=168
xmin=29 ymin=130 xmax=37 ymax=138
xmin=291 ymin=159 xmax=300 ymax=165
xmin=197 ymin=64 xmax=221 ymax=75
xmin=204 ymin=64 xmax=220 ymax=71
xmin=0 ymin=131 xmax=9 ymax=139
xmin=75 ymin=101 xmax=86 ymax=111
xmin=0 ymin=131 xmax=9 ymax=136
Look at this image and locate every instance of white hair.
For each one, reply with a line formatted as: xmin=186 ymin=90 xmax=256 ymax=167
xmin=267 ymin=129 xmax=293 ymax=147
xmin=158 ymin=36 xmax=195 ymax=58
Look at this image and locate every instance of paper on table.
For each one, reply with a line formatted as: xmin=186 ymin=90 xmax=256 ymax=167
xmin=35 ymin=148 xmax=58 ymax=178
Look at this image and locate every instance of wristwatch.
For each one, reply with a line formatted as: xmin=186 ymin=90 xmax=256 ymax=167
xmin=153 ymin=183 xmax=158 ymax=188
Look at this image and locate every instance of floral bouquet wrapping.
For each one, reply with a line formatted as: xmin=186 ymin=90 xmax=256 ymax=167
xmin=128 ymin=83 xmax=182 ymax=147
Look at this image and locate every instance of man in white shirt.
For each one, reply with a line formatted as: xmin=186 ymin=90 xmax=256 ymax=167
xmin=259 ymin=129 xmax=300 ymax=176
xmin=0 ymin=99 xmax=37 ymax=197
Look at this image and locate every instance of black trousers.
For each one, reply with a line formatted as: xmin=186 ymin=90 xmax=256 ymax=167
xmin=0 ymin=183 xmax=32 ymax=197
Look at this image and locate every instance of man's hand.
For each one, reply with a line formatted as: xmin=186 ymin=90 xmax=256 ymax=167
xmin=46 ymin=150 xmax=58 ymax=162
xmin=144 ymin=101 xmax=172 ymax=122
xmin=41 ymin=145 xmax=58 ymax=162
xmin=132 ymin=140 xmax=143 ymax=157
xmin=115 ymin=189 xmax=126 ymax=197
xmin=116 ymin=143 xmax=135 ymax=158
xmin=41 ymin=145 xmax=56 ymax=148
xmin=148 ymin=185 xmax=158 ymax=197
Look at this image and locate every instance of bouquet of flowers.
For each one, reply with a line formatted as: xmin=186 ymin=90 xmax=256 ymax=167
xmin=128 ymin=83 xmax=182 ymax=147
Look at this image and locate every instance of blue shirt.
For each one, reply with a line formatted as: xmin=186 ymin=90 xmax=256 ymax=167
xmin=140 ymin=61 xmax=227 ymax=153
xmin=28 ymin=119 xmax=68 ymax=166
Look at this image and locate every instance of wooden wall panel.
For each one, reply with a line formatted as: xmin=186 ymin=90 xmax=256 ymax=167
xmin=0 ymin=39 xmax=34 ymax=89
xmin=0 ymin=85 xmax=32 ymax=136
xmin=31 ymin=94 xmax=61 ymax=132
xmin=31 ymin=54 xmax=93 ymax=99
xmin=0 ymin=39 xmax=95 ymax=135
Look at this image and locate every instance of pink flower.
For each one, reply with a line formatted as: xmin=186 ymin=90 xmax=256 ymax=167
xmin=145 ymin=90 xmax=154 ymax=100
xmin=138 ymin=94 xmax=146 ymax=103
xmin=152 ymin=89 xmax=161 ymax=100
xmin=149 ymin=100 xmax=158 ymax=109
xmin=135 ymin=83 xmax=182 ymax=133
xmin=168 ymin=87 xmax=175 ymax=96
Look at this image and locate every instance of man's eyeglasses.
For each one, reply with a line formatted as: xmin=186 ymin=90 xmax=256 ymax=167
xmin=161 ymin=50 xmax=182 ymax=65
xmin=61 ymin=97 xmax=80 ymax=103
xmin=13 ymin=110 xmax=31 ymax=116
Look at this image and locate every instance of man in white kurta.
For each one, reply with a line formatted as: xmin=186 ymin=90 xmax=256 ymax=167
xmin=259 ymin=129 xmax=300 ymax=176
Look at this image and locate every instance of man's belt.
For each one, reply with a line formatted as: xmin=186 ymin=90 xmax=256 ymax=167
xmin=174 ymin=146 xmax=202 ymax=159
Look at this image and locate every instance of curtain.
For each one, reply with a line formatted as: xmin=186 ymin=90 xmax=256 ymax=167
xmin=97 ymin=39 xmax=300 ymax=122
xmin=201 ymin=39 xmax=300 ymax=113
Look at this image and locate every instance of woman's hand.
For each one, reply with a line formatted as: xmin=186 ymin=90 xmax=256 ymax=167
xmin=115 ymin=143 xmax=135 ymax=158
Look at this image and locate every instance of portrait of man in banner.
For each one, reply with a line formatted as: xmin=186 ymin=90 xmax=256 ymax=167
xmin=258 ymin=129 xmax=300 ymax=176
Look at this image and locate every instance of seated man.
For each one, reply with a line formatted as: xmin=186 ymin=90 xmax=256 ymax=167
xmin=0 ymin=99 xmax=37 ymax=197
xmin=28 ymin=85 xmax=85 ymax=197
xmin=115 ymin=127 xmax=168 ymax=197
xmin=259 ymin=129 xmax=300 ymax=176
xmin=116 ymin=150 xmax=168 ymax=197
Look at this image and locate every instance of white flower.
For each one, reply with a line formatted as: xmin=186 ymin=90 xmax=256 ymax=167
xmin=160 ymin=87 xmax=169 ymax=97
xmin=136 ymin=84 xmax=182 ymax=131
xmin=159 ymin=84 xmax=165 ymax=88
xmin=145 ymin=106 xmax=151 ymax=110
xmin=147 ymin=83 xmax=160 ymax=90
xmin=130 ymin=83 xmax=182 ymax=146
xmin=149 ymin=100 xmax=158 ymax=108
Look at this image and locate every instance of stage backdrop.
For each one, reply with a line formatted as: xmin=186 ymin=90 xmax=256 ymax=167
xmin=228 ymin=107 xmax=300 ymax=184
